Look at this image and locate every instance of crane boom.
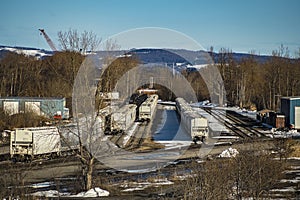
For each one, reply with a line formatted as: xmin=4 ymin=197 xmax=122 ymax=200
xmin=38 ymin=29 xmax=57 ymax=51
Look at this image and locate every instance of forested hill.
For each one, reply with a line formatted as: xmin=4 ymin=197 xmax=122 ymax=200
xmin=129 ymin=48 xmax=272 ymax=65
xmin=0 ymin=45 xmax=273 ymax=64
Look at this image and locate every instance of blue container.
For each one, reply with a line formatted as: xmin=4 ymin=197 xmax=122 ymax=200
xmin=0 ymin=97 xmax=68 ymax=119
xmin=280 ymin=97 xmax=300 ymax=127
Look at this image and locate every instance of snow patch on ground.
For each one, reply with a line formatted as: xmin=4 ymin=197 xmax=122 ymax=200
xmin=280 ymin=179 xmax=300 ymax=183
xmin=120 ymin=178 xmax=173 ymax=192
xmin=31 ymin=187 xmax=109 ymax=198
xmin=289 ymin=165 xmax=300 ymax=170
xmin=287 ymin=157 xmax=300 ymax=160
xmin=284 ymin=169 xmax=300 ymax=174
xmin=272 ymin=129 xmax=300 ymax=138
xmin=156 ymin=140 xmax=192 ymax=150
xmin=29 ymin=181 xmax=53 ymax=189
xmin=31 ymin=190 xmax=70 ymax=197
xmin=271 ymin=187 xmax=296 ymax=192
xmin=123 ymin=122 xmax=139 ymax=146
xmin=1 ymin=47 xmax=52 ymax=59
xmin=69 ymin=187 xmax=109 ymax=197
xmin=218 ymin=147 xmax=239 ymax=158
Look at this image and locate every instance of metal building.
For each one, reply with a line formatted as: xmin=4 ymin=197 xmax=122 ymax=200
xmin=0 ymin=97 xmax=69 ymax=119
xmin=280 ymin=97 xmax=300 ymax=129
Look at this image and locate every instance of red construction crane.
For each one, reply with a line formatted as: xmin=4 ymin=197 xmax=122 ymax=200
xmin=38 ymin=29 xmax=57 ymax=51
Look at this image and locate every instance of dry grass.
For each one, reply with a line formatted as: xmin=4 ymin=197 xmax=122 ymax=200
xmin=290 ymin=142 xmax=300 ymax=157
xmin=137 ymin=138 xmax=164 ymax=151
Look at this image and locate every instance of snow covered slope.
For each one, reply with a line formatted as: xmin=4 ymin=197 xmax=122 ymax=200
xmin=0 ymin=45 xmax=53 ymax=59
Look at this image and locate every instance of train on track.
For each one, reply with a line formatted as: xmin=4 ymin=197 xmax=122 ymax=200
xmin=129 ymin=93 xmax=148 ymax=107
xmin=103 ymin=94 xmax=158 ymax=135
xmin=104 ymin=104 xmax=137 ymax=135
xmin=139 ymin=94 xmax=159 ymax=122
xmin=8 ymin=126 xmax=78 ymax=162
xmin=104 ymin=94 xmax=158 ymax=135
xmin=175 ymin=97 xmax=209 ymax=143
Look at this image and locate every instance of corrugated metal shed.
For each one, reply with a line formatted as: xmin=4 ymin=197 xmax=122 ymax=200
xmin=280 ymin=97 xmax=300 ymax=128
xmin=0 ymin=97 xmax=68 ymax=119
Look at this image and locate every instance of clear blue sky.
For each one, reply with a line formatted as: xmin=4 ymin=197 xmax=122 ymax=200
xmin=1 ymin=0 xmax=300 ymax=56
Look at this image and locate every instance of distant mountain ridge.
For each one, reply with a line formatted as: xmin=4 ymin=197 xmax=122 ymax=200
xmin=129 ymin=48 xmax=272 ymax=64
xmin=0 ymin=45 xmax=273 ymax=65
xmin=0 ymin=45 xmax=53 ymax=60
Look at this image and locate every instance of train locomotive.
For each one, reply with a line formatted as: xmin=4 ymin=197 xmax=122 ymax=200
xmin=175 ymin=98 xmax=209 ymax=143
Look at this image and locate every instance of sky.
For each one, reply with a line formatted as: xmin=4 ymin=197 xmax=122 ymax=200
xmin=1 ymin=0 xmax=300 ymax=56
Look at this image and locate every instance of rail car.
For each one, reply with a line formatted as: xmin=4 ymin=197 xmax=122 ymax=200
xmin=129 ymin=93 xmax=148 ymax=106
xmin=175 ymin=98 xmax=209 ymax=143
xmin=129 ymin=93 xmax=148 ymax=120
xmin=105 ymin=104 xmax=137 ymax=135
xmin=138 ymin=94 xmax=158 ymax=122
xmin=10 ymin=126 xmax=61 ymax=161
xmin=9 ymin=126 xmax=78 ymax=162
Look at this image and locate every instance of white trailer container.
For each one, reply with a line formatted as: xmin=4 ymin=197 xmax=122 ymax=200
xmin=139 ymin=94 xmax=158 ymax=121
xmin=110 ymin=104 xmax=137 ymax=133
xmin=10 ymin=126 xmax=61 ymax=160
xmin=185 ymin=112 xmax=208 ymax=139
xmin=176 ymin=97 xmax=209 ymax=143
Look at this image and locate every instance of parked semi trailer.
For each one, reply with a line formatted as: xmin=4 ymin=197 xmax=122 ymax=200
xmin=10 ymin=126 xmax=61 ymax=161
xmin=105 ymin=104 xmax=137 ymax=135
xmin=175 ymin=97 xmax=209 ymax=143
xmin=139 ymin=94 xmax=158 ymax=122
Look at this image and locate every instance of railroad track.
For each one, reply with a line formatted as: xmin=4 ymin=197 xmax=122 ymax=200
xmin=202 ymin=107 xmax=265 ymax=139
xmin=225 ymin=110 xmax=267 ymax=137
xmin=125 ymin=121 xmax=150 ymax=150
xmin=110 ymin=132 xmax=126 ymax=148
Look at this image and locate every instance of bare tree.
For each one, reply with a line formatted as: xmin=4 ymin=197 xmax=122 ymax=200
xmin=58 ymin=29 xmax=101 ymax=53
xmin=55 ymin=29 xmax=102 ymax=190
xmin=180 ymin=141 xmax=288 ymax=199
xmin=183 ymin=159 xmax=234 ymax=200
xmin=58 ymin=38 xmax=140 ymax=190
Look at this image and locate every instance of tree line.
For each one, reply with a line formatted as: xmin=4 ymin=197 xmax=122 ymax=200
xmin=184 ymin=46 xmax=300 ymax=111
xmin=0 ymin=44 xmax=299 ymax=113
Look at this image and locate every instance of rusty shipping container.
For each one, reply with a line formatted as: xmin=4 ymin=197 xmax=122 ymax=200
xmin=275 ymin=115 xmax=285 ymax=128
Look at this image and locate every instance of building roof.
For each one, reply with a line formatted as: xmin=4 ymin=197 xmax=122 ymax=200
xmin=258 ymin=109 xmax=274 ymax=114
xmin=0 ymin=97 xmax=65 ymax=101
xmin=281 ymin=96 xmax=300 ymax=100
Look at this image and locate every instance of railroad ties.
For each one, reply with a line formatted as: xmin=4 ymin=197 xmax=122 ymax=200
xmin=109 ymin=94 xmax=159 ymax=151
xmin=202 ymin=107 xmax=267 ymax=140
xmin=109 ymin=95 xmax=267 ymax=151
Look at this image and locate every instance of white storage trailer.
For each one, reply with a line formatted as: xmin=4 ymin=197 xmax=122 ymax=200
xmin=139 ymin=94 xmax=158 ymax=121
xmin=10 ymin=126 xmax=61 ymax=160
xmin=110 ymin=104 xmax=137 ymax=133
xmin=176 ymin=97 xmax=209 ymax=143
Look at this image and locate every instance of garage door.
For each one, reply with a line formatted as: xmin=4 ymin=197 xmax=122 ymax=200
xmin=3 ymin=101 xmax=19 ymax=115
xmin=295 ymin=107 xmax=300 ymax=129
xmin=25 ymin=101 xmax=41 ymax=115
